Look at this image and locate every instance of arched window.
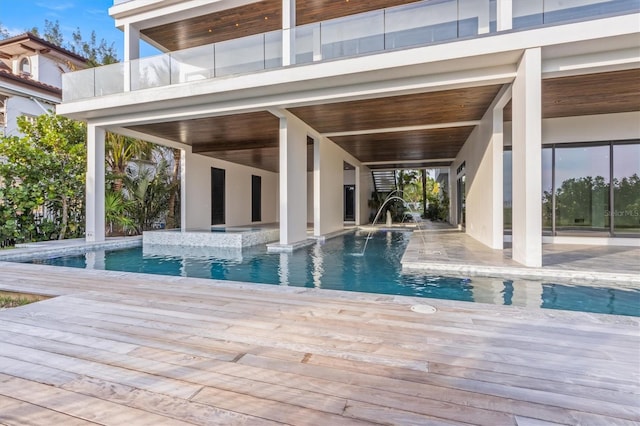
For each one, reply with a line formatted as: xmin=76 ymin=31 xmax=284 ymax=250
xmin=19 ymin=57 xmax=31 ymax=75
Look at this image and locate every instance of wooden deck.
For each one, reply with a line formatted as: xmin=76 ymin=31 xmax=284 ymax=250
xmin=0 ymin=262 xmax=638 ymax=425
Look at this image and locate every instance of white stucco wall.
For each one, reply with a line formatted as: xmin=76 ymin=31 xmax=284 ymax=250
xmin=452 ymin=86 xmax=509 ymax=250
xmin=358 ymin=165 xmax=373 ymax=224
xmin=5 ymin=96 xmax=52 ymax=136
xmin=35 ymin=55 xmax=65 ymax=88
xmin=453 ymin=107 xmax=503 ymax=249
xmin=315 ymin=136 xmax=344 ymax=235
xmin=184 ymin=151 xmax=278 ymax=230
xmin=307 ymin=171 xmax=314 ymax=224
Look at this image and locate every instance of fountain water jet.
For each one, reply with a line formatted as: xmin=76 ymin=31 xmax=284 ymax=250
xmin=358 ymin=190 xmax=428 ymax=256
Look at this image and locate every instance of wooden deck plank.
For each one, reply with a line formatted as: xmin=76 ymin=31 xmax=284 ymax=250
xmin=0 ymin=262 xmax=638 ymax=425
xmin=0 ymin=395 xmax=97 ymax=426
xmin=0 ymin=374 xmax=193 ymax=425
xmin=10 ymin=295 xmax=637 ymax=384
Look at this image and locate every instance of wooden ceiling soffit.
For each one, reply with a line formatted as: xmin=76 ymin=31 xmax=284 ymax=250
xmin=504 ymin=69 xmax=640 ymax=121
xmin=125 ymin=111 xmax=279 ymax=146
xmin=542 ymin=68 xmax=640 ymax=119
xmin=367 ymin=161 xmax=453 ymax=170
xmin=192 ymin=139 xmax=278 ymax=153
xmin=330 ymin=126 xmax=475 ymax=163
xmin=288 ymin=85 xmax=503 ymax=134
xmin=141 ymin=0 xmax=282 ymax=51
xmin=297 ymin=0 xmax=421 ymax=26
xmin=204 ymin=146 xmax=280 ymax=173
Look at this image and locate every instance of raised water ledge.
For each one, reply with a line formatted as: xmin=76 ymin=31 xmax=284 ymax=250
xmin=0 ymin=236 xmax=142 ymax=262
xmin=143 ymin=228 xmax=280 ymax=248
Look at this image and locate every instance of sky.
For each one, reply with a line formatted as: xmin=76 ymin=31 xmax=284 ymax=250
xmin=0 ymin=0 xmax=159 ymax=59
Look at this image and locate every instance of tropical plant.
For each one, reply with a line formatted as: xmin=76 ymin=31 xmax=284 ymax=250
xmin=0 ymin=113 xmax=86 ymax=242
xmin=105 ymin=132 xmax=153 ymax=192
xmin=122 ymin=156 xmax=176 ymax=234
xmin=105 ymin=190 xmax=135 ymax=235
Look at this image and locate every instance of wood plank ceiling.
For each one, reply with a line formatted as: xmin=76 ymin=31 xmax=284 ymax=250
xmin=140 ymin=0 xmax=421 ymax=52
xmin=141 ymin=0 xmax=282 ymax=51
xmin=124 ymin=70 xmax=640 ymax=173
xmin=504 ymin=68 xmax=640 ymax=121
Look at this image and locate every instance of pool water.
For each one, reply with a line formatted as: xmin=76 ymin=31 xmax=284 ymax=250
xmin=28 ymin=231 xmax=640 ymax=317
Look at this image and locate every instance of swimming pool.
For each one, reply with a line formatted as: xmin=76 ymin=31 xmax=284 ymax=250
xmin=27 ymin=230 xmax=640 ymax=317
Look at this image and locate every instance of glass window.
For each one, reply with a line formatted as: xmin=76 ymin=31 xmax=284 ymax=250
xmin=542 ymin=147 xmax=553 ymax=233
xmin=612 ymin=143 xmax=640 ymax=234
xmin=554 ymin=145 xmax=610 ymax=233
xmin=19 ymin=57 xmax=31 ymax=75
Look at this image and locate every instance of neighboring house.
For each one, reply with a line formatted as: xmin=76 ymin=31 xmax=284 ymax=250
xmin=58 ymin=0 xmax=640 ymax=267
xmin=0 ymin=32 xmax=87 ymax=137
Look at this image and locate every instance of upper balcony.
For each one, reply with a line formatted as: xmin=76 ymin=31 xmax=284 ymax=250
xmin=63 ymin=0 xmax=640 ymax=102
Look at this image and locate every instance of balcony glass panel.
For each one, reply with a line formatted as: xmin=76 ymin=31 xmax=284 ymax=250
xmin=95 ymin=62 xmax=124 ymax=96
xmin=514 ymin=0 xmax=639 ymax=28
xmin=62 ymin=68 xmax=94 ymax=101
xmin=544 ymin=0 xmax=640 ymax=23
xmin=170 ymin=44 xmax=214 ymax=84
xmin=131 ymin=55 xmax=170 ymax=91
xmin=264 ymin=31 xmax=283 ymax=70
xmin=294 ymin=23 xmax=318 ymax=64
xmin=513 ymin=0 xmax=544 ymax=28
xmin=385 ymin=0 xmax=457 ymax=49
xmin=320 ymin=10 xmax=384 ymax=60
xmin=459 ymin=0 xmax=492 ymax=36
xmin=215 ymin=33 xmax=267 ymax=77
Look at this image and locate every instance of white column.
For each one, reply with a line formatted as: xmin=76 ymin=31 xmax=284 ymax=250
xmin=180 ymin=147 xmax=188 ymax=232
xmin=489 ymin=85 xmax=512 ymax=249
xmin=354 ymin=165 xmax=361 ymax=226
xmin=86 ymin=124 xmax=105 ymax=242
xmin=123 ymin=23 xmax=140 ymax=92
xmin=314 ymin=137 xmax=344 ymax=237
xmin=512 ymin=48 xmax=542 ymax=267
xmin=282 ymin=0 xmax=296 ymax=66
xmin=279 ymin=116 xmax=307 ymax=245
xmin=497 ymin=0 xmax=513 ymax=31
xmin=182 ymin=146 xmax=211 ymax=231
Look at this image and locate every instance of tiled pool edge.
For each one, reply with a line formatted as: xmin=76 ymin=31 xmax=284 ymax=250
xmin=0 ymin=236 xmax=142 ymax=262
xmin=401 ymin=260 xmax=640 ymax=286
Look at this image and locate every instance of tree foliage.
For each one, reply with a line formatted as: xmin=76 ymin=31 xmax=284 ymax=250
xmin=0 ymin=22 xmax=9 ymax=40
xmin=25 ymin=20 xmax=118 ymax=67
xmin=0 ymin=113 xmax=86 ymax=242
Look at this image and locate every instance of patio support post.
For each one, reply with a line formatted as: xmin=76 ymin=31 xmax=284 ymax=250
xmin=279 ymin=116 xmax=307 ymax=246
xmin=123 ymin=23 xmax=140 ymax=92
xmin=180 ymin=147 xmax=188 ymax=232
xmin=282 ymin=0 xmax=296 ymax=66
xmin=512 ymin=48 xmax=542 ymax=267
xmin=86 ymin=124 xmax=105 ymax=242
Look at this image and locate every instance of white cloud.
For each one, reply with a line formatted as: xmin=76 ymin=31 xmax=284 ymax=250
xmin=6 ymin=27 xmax=26 ymax=37
xmin=35 ymin=2 xmax=74 ymax=11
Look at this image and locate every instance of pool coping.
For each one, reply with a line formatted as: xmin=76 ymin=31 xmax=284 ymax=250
xmin=401 ymin=260 xmax=640 ymax=286
xmin=0 ymin=236 xmax=142 ymax=262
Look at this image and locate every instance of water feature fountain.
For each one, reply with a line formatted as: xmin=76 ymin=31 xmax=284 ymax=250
xmin=357 ymin=190 xmax=428 ymax=256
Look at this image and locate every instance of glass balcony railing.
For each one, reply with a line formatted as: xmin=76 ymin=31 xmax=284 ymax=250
xmin=64 ymin=0 xmax=639 ymax=102
xmin=513 ymin=0 xmax=639 ymax=29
